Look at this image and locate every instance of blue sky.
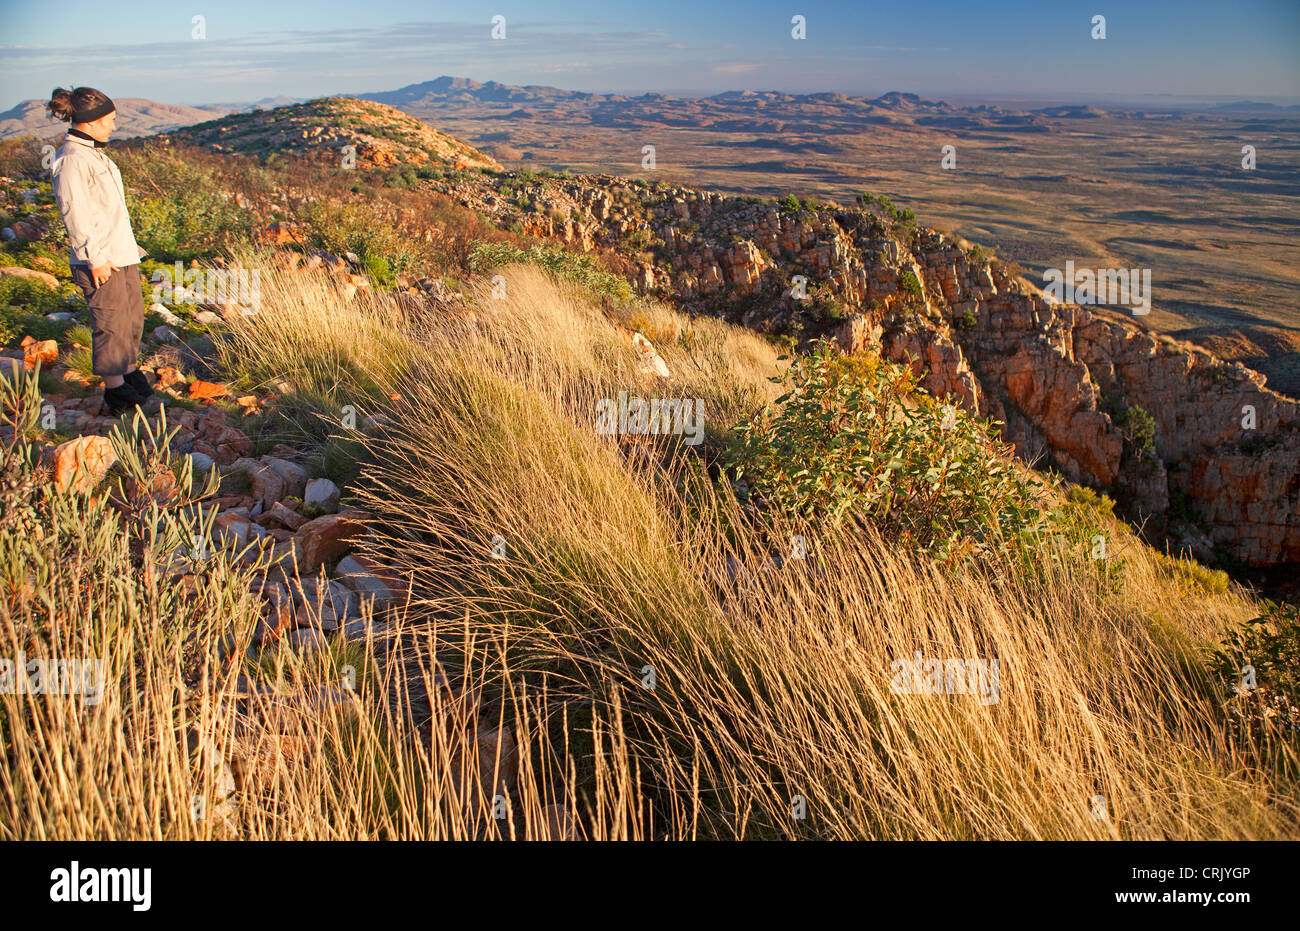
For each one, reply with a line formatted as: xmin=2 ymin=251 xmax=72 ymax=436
xmin=1 ymin=0 xmax=1296 ymax=108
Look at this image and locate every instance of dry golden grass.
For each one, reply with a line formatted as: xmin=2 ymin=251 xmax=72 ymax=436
xmin=3 ymin=253 xmax=1297 ymax=840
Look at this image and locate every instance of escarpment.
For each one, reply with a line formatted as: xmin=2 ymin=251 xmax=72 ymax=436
xmin=420 ymin=169 xmax=1297 ymax=567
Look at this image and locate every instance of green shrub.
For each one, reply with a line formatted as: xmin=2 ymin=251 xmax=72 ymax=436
xmin=364 ymin=254 xmax=394 ymax=287
xmin=1213 ymin=600 xmax=1300 ymax=697
xmin=115 ymin=147 xmax=256 ymax=262
xmin=298 ymin=200 xmax=421 ymax=281
xmin=621 ymin=228 xmax=663 ymax=254
xmin=727 ymin=339 xmax=1052 ymax=561
xmin=897 ymin=268 xmax=922 ymax=298
xmin=1101 ymin=392 xmax=1157 ymax=459
xmin=1121 ymin=405 xmax=1156 ymax=458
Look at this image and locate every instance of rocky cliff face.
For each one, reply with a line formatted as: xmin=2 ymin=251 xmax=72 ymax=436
xmin=424 ymin=170 xmax=1299 ymax=567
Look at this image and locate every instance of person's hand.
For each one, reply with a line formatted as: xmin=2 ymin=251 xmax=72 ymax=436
xmin=91 ymin=263 xmax=115 ymax=287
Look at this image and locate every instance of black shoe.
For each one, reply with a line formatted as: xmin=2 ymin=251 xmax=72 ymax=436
xmin=104 ymin=382 xmax=146 ymax=416
xmin=123 ymin=369 xmax=154 ymax=399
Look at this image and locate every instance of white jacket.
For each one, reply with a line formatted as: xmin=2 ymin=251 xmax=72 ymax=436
xmin=51 ymin=133 xmax=145 ymax=269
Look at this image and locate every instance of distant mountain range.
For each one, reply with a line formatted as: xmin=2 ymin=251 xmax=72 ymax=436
xmin=0 ymin=95 xmax=303 ymax=141
xmin=4 ymin=77 xmax=1296 ymax=141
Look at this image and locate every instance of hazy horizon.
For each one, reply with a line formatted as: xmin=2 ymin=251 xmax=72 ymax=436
xmin=4 ymin=74 xmax=1300 ymax=116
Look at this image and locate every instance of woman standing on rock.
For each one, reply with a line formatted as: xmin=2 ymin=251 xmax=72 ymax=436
xmin=47 ymin=86 xmax=152 ymax=416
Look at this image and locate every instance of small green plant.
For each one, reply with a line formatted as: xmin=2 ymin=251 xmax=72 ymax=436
xmin=621 ymin=228 xmax=662 ymax=254
xmin=897 ymin=268 xmax=923 ymax=298
xmin=0 ymin=360 xmax=43 ymax=440
xmin=364 ymin=254 xmax=394 ymax=287
xmin=1101 ymin=392 xmax=1157 ymax=460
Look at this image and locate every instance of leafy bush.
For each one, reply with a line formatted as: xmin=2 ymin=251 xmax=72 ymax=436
xmin=0 ymin=276 xmax=71 ymax=344
xmin=298 ymin=200 xmax=421 ymax=280
xmin=1213 ymin=600 xmax=1300 ymax=697
xmin=855 ymin=192 xmax=915 ymax=237
xmin=1101 ymin=392 xmax=1157 ymax=459
xmin=363 ymin=254 xmax=394 ymax=287
xmin=1120 ymin=405 xmax=1157 ymax=459
xmin=727 ymin=339 xmax=1052 ymax=561
xmin=897 ymin=268 xmax=923 ymax=298
xmin=621 ymin=228 xmax=663 ymax=254
xmin=115 ymin=146 xmax=256 ymax=262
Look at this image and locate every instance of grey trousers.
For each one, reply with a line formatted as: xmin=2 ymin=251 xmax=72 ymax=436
xmin=71 ymin=263 xmax=145 ymax=377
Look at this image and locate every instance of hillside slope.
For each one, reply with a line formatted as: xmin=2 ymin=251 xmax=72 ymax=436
xmin=1 ymin=121 xmax=1298 ymax=841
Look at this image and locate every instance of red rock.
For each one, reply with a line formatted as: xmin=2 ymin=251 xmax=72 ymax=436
xmin=255 ymin=583 xmax=295 ymax=643
xmin=212 ymin=426 xmax=252 ymax=462
xmin=295 ymin=512 xmax=365 ymax=572
xmin=214 ymin=512 xmax=252 ymax=548
xmin=335 ymin=555 xmax=404 ymax=610
xmin=188 ymin=379 xmax=228 ymax=400
xmin=261 ymin=221 xmax=304 ymax=246
xmin=266 ymin=501 xmax=307 ymax=531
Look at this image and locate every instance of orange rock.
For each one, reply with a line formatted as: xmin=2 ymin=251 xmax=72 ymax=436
xmin=22 ymin=337 xmax=58 ymax=369
xmin=126 ymin=459 xmax=179 ymax=506
xmin=261 ymin=221 xmax=303 ymax=246
xmin=52 ymin=435 xmax=117 ymax=494
xmin=188 ymin=379 xmax=228 ymax=400
xmin=155 ymin=366 xmax=184 ymax=389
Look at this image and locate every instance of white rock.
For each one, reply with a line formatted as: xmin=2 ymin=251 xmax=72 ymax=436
xmin=150 ymin=302 xmax=182 ymax=325
xmin=303 ymin=477 xmax=340 ymax=513
xmin=631 ymin=332 xmax=671 ymax=378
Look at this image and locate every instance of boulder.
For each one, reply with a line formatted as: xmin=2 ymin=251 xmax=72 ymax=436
xmin=303 ymin=477 xmax=341 ymax=513
xmin=295 ymin=512 xmax=366 ymax=572
xmin=52 ymin=436 xmax=117 ymax=493
xmin=0 ymin=265 xmax=58 ymax=289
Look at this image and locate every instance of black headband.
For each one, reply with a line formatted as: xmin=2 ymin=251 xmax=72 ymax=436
xmin=71 ymin=98 xmax=115 ymax=124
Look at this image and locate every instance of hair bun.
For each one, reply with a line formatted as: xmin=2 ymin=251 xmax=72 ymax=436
xmin=46 ymin=87 xmax=74 ymax=122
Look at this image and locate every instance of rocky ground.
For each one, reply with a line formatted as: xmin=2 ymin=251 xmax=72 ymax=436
xmin=0 ymin=245 xmax=570 ymax=836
